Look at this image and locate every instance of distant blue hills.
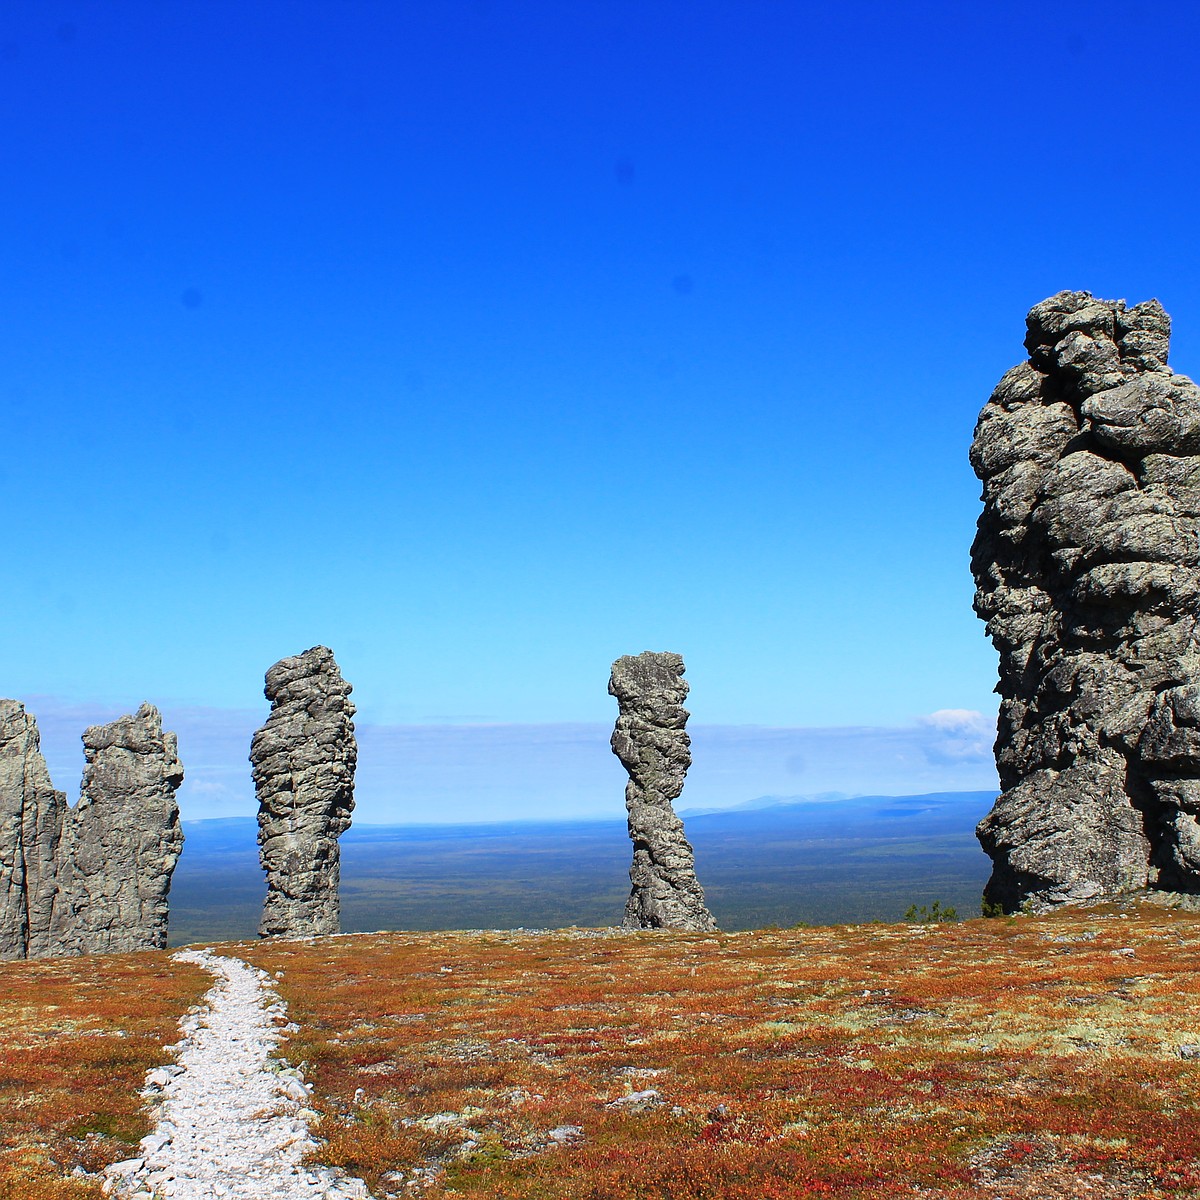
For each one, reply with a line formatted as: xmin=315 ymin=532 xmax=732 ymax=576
xmin=169 ymin=791 xmax=997 ymax=944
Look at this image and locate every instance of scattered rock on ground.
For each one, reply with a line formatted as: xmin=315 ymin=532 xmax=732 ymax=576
xmin=605 ymin=1088 xmax=663 ymax=1110
xmin=107 ymin=947 xmax=374 ymax=1200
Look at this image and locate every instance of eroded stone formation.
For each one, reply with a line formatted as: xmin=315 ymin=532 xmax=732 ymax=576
xmin=609 ymin=651 xmax=716 ymax=930
xmin=0 ymin=700 xmax=184 ymax=959
xmin=0 ymin=700 xmax=66 ymax=959
xmin=251 ymin=646 xmax=357 ymax=938
xmin=49 ymin=704 xmax=185 ymax=955
xmin=971 ymin=290 xmax=1200 ymax=911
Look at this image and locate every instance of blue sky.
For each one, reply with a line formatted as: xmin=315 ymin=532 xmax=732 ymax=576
xmin=5 ymin=2 xmax=1200 ymax=821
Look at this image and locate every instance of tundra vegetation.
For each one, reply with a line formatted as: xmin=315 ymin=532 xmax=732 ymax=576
xmin=0 ymin=951 xmax=209 ymax=1200
xmin=4 ymin=905 xmax=1200 ymax=1198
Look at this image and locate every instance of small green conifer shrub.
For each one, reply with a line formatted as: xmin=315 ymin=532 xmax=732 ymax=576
xmin=903 ymin=900 xmax=958 ymax=923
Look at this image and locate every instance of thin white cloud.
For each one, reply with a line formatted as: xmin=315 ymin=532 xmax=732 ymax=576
xmin=916 ymin=709 xmax=994 ymax=765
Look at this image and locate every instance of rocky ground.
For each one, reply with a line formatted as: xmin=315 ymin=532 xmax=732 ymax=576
xmin=104 ymin=949 xmax=371 ymax=1200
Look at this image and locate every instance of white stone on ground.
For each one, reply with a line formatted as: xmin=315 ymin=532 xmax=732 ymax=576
xmin=103 ymin=948 xmax=373 ymax=1200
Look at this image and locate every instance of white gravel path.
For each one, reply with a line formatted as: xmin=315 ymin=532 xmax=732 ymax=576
xmin=103 ymin=948 xmax=374 ymax=1200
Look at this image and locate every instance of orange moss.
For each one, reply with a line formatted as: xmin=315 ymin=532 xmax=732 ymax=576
xmin=5 ymin=906 xmax=1200 ymax=1198
xmin=232 ymin=904 xmax=1200 ymax=1199
xmin=0 ymin=952 xmax=210 ymax=1198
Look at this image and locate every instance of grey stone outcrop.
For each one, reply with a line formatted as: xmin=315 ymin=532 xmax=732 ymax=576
xmin=0 ymin=700 xmax=66 ymax=960
xmin=0 ymin=700 xmax=184 ymax=958
xmin=48 ymin=704 xmax=185 ymax=955
xmin=251 ymin=646 xmax=357 ymax=938
xmin=609 ymin=651 xmax=716 ymax=931
xmin=971 ymin=290 xmax=1200 ymax=911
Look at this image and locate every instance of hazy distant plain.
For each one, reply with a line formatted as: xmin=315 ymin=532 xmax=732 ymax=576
xmin=168 ymin=791 xmax=995 ymax=943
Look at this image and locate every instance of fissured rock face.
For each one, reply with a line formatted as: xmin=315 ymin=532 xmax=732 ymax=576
xmin=49 ymin=703 xmax=185 ymax=955
xmin=971 ymin=291 xmax=1200 ymax=912
xmin=251 ymin=646 xmax=357 ymax=938
xmin=609 ymin=651 xmax=716 ymax=931
xmin=0 ymin=700 xmax=184 ymax=959
xmin=0 ymin=700 xmax=66 ymax=960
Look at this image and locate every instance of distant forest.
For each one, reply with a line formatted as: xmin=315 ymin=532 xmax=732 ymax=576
xmin=169 ymin=791 xmax=995 ymax=943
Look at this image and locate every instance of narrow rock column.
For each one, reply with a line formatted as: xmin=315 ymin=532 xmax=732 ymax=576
xmin=0 ymin=701 xmax=66 ymax=960
xmin=609 ymin=651 xmax=716 ymax=931
xmin=971 ymin=291 xmax=1200 ymax=912
xmin=251 ymin=646 xmax=357 ymax=938
xmin=48 ymin=704 xmax=185 ymax=955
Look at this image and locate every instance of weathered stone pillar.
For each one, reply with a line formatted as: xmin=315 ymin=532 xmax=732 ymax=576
xmin=251 ymin=646 xmax=357 ymax=938
xmin=609 ymin=651 xmax=716 ymax=931
xmin=48 ymin=704 xmax=185 ymax=954
xmin=0 ymin=700 xmax=66 ymax=960
xmin=971 ymin=291 xmax=1200 ymax=911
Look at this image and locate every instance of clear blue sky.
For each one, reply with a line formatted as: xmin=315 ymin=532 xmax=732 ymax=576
xmin=5 ymin=2 xmax=1200 ymax=819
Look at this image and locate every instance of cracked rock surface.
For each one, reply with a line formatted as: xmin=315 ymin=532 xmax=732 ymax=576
xmin=252 ymin=647 xmax=357 ymax=938
xmin=105 ymin=948 xmax=373 ymax=1200
xmin=609 ymin=652 xmax=716 ymax=931
xmin=0 ymin=700 xmax=66 ymax=960
xmin=971 ymin=290 xmax=1200 ymax=911
xmin=49 ymin=704 xmax=185 ymax=955
xmin=1 ymin=700 xmax=183 ymax=959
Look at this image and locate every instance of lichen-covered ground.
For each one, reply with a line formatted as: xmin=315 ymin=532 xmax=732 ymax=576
xmin=0 ymin=950 xmax=210 ymax=1200
xmin=4 ymin=903 xmax=1200 ymax=1198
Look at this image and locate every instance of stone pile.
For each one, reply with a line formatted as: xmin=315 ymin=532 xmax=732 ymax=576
xmin=251 ymin=646 xmax=357 ymax=938
xmin=609 ymin=651 xmax=716 ymax=931
xmin=971 ymin=290 xmax=1200 ymax=911
xmin=0 ymin=700 xmax=184 ymax=959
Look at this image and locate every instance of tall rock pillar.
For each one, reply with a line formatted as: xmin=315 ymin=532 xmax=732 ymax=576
xmin=971 ymin=291 xmax=1200 ymax=911
xmin=609 ymin=651 xmax=716 ymax=931
xmin=48 ymin=704 xmax=185 ymax=955
xmin=0 ymin=701 xmax=66 ymax=960
xmin=251 ymin=646 xmax=357 ymax=938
